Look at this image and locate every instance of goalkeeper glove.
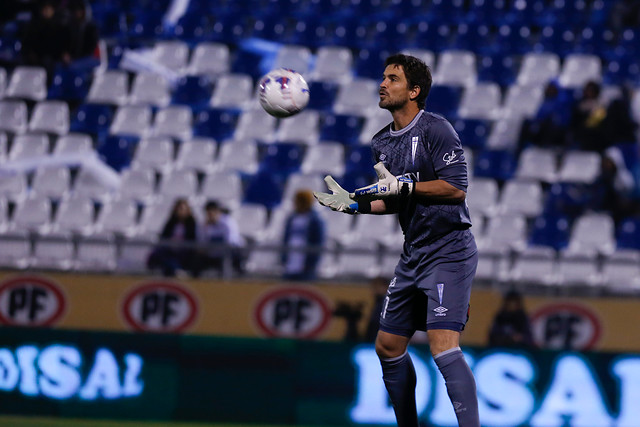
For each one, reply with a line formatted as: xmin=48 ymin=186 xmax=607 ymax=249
xmin=352 ymin=162 xmax=414 ymax=199
xmin=314 ymin=176 xmax=359 ymax=214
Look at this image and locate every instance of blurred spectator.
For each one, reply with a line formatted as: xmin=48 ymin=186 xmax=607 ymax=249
xmin=520 ymin=80 xmax=572 ymax=152
xmin=602 ymin=88 xmax=638 ymax=146
xmin=193 ymin=200 xmax=246 ymax=277
xmin=21 ymin=0 xmax=66 ymax=74
xmin=62 ymin=0 xmax=99 ymax=63
xmin=488 ymin=290 xmax=534 ymax=348
xmin=281 ymin=189 xmax=326 ymax=281
xmin=590 ymin=146 xmax=637 ymax=223
xmin=570 ymin=80 xmax=608 ymax=151
xmin=147 ymin=198 xmax=197 ymax=277
xmin=610 ymin=0 xmax=640 ymax=29
xmin=364 ymin=276 xmax=391 ymax=342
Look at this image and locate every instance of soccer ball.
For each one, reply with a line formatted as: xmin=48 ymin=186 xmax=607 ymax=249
xmin=258 ymin=68 xmax=310 ymax=118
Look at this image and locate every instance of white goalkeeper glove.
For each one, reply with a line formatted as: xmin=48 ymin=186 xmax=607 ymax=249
xmin=352 ymin=162 xmax=414 ymax=199
xmin=314 ymin=176 xmax=359 ymax=214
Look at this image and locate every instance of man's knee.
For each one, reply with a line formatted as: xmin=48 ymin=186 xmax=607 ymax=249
xmin=375 ymin=331 xmax=409 ymax=359
xmin=427 ymin=329 xmax=461 ymax=356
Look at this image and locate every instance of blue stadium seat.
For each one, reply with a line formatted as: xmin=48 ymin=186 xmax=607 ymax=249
xmin=128 ymin=10 xmax=165 ymax=41
xmin=97 ymin=135 xmax=138 ymax=171
xmin=92 ymin=9 xmax=128 ymax=41
xmin=453 ymin=119 xmax=490 ymax=150
xmin=258 ymin=143 xmax=304 ymax=178
xmin=320 ymin=114 xmax=365 ymax=146
xmin=529 ymin=213 xmax=571 ymax=251
xmin=306 ymin=81 xmax=339 ymax=112
xmin=354 ymin=49 xmax=389 ymax=79
xmin=344 ymin=146 xmax=375 ymax=175
xmin=450 ymin=23 xmax=493 ymax=54
xmin=339 ymin=171 xmax=376 ymax=193
xmin=617 ymin=217 xmax=640 ymax=250
xmin=70 ymin=103 xmax=114 ymax=137
xmin=542 ymin=183 xmax=593 ymax=219
xmin=242 ymin=170 xmax=284 ymax=209
xmin=48 ymin=66 xmax=93 ymax=102
xmin=474 ymin=149 xmax=516 ymax=181
xmin=477 ymin=54 xmax=517 ymax=87
xmin=171 ymin=76 xmax=213 ymax=109
xmin=425 ymin=86 xmax=462 ymax=119
xmin=193 ymin=108 xmax=240 ymax=141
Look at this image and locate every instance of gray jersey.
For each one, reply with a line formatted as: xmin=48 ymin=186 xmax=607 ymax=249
xmin=370 ymin=110 xmax=472 ymax=247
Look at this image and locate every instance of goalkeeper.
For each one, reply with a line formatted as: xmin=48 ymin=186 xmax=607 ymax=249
xmin=315 ymin=54 xmax=479 ymax=427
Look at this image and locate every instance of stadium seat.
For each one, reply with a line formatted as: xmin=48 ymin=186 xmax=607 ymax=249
xmin=477 ymin=54 xmax=518 ymax=87
xmin=253 ymin=205 xmax=290 ymax=244
xmin=401 ymin=48 xmax=436 ymax=69
xmin=0 ymin=172 xmax=27 ymax=201
xmin=51 ymin=195 xmax=95 ymax=235
xmin=425 ymin=85 xmax=462 ymax=119
xmin=515 ymin=147 xmax=558 ymax=183
xmin=300 ymin=142 xmax=345 ymax=177
xmin=617 ymin=217 xmax=640 ymax=250
xmin=117 ymin=236 xmax=154 ymax=271
xmin=280 ymin=173 xmax=325 ymax=210
xmin=467 ymin=177 xmax=499 ymax=217
xmin=479 ymin=214 xmax=528 ymax=253
xmin=175 ymin=137 xmax=217 ymax=173
xmin=0 ymin=100 xmax=28 ymax=134
xmin=109 ymin=105 xmax=152 ymax=138
xmin=93 ymin=198 xmax=138 ymax=237
xmin=319 ymin=113 xmax=364 ymax=146
xmin=274 ymin=45 xmax=312 ymax=75
xmin=151 ymin=105 xmax=193 ymax=142
xmin=348 ymin=214 xmax=398 ymax=247
xmin=73 ymin=167 xmax=116 ymax=201
xmin=354 ymin=48 xmax=390 ymax=79
xmin=47 ymin=66 xmax=92 ymax=101
xmin=474 ymin=149 xmax=516 ymax=181
xmin=209 ymin=73 xmax=253 ymax=109
xmin=171 ymin=76 xmax=213 ymax=109
xmin=31 ymin=232 xmax=75 ymax=270
xmin=213 ymin=139 xmax=259 ymax=175
xmin=497 ymin=180 xmax=544 ymax=217
xmin=453 ymin=118 xmax=490 ymax=150
xmin=186 ymin=42 xmax=230 ymax=77
xmin=433 ymin=50 xmax=477 ymax=87
xmin=306 ymin=81 xmax=339 ymax=112
xmin=557 ymin=150 xmax=601 ymax=184
xmin=0 ymin=67 xmax=6 ymax=99
xmin=193 ymin=107 xmax=240 ymax=141
xmin=517 ymin=52 xmax=561 ymax=86
xmin=28 ymin=101 xmax=70 ymax=135
xmin=318 ymin=207 xmax=355 ymax=245
xmin=54 ymin=133 xmax=93 ymax=155
xmin=565 ymin=212 xmax=616 ymax=256
xmin=128 ymin=72 xmax=171 ymax=107
xmin=5 ymin=66 xmax=47 ymax=101
xmin=506 ymin=246 xmax=558 ymax=286
xmin=69 ymin=103 xmax=113 ymax=136
xmin=558 ymin=53 xmax=602 ymax=89
xmin=231 ymin=203 xmax=268 ymax=243
xmin=333 ymin=78 xmax=379 ymax=117
xmin=97 ymin=135 xmax=137 ymax=171
xmin=135 ymin=197 xmax=175 ymax=238
xmin=359 ymin=109 xmax=392 ymax=144
xmin=74 ymin=235 xmax=117 ymax=272
xmin=152 ymin=40 xmax=189 ymax=72
xmin=87 ymin=71 xmax=129 ymax=105
xmin=0 ymin=132 xmax=6 ymax=162
xmin=131 ymin=136 xmax=174 ymax=172
xmin=9 ymin=194 xmax=52 ymax=233
xmin=529 ymin=213 xmax=571 ymax=251
xmin=601 ymin=249 xmax=640 ymax=292
xmin=243 ymin=170 xmax=285 ymax=209
xmin=0 ymin=230 xmax=31 ymax=269
xmin=556 ymin=252 xmax=602 ymax=288
xmin=308 ymin=46 xmax=353 ymax=84
xmin=9 ymin=133 xmax=49 ymax=161
xmin=233 ymin=108 xmax=277 ymax=143
xmin=118 ymin=167 xmax=156 ymax=203
xmin=276 ymin=110 xmax=320 ymax=145
xmin=458 ymin=82 xmax=502 ymax=120
xmin=258 ymin=143 xmax=304 ymax=178
xmin=158 ymin=169 xmax=198 ymax=199
xmin=485 ymin=118 xmax=522 ymax=150
xmin=31 ymin=166 xmax=70 ymax=199
xmin=200 ymin=171 xmax=243 ymax=211
xmin=500 ymin=84 xmax=545 ymax=120
xmin=335 ymin=238 xmax=381 ymax=279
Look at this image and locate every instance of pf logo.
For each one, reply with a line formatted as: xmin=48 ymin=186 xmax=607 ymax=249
xmin=531 ymin=302 xmax=602 ymax=351
xmin=0 ymin=276 xmax=66 ymax=326
xmin=253 ymin=287 xmax=332 ymax=339
xmin=122 ymin=282 xmax=198 ymax=333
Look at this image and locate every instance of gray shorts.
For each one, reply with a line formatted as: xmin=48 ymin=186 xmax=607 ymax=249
xmin=379 ymin=229 xmax=478 ymax=336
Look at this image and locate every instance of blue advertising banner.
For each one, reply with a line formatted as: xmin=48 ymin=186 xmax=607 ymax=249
xmin=0 ymin=327 xmax=638 ymax=426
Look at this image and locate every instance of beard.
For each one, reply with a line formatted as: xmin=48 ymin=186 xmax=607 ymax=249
xmin=379 ymin=95 xmax=407 ymax=111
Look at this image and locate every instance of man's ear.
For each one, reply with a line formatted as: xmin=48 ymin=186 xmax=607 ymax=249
xmin=410 ymin=85 xmax=421 ymax=102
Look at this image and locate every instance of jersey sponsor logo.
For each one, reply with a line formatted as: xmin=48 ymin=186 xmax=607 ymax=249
xmin=433 ymin=305 xmax=448 ymax=316
xmin=253 ymin=287 xmax=332 ymax=339
xmin=530 ymin=302 xmax=602 ymax=350
xmin=443 ymin=150 xmax=459 ymax=165
xmin=0 ymin=275 xmax=66 ymax=327
xmin=122 ymin=282 xmax=198 ymax=333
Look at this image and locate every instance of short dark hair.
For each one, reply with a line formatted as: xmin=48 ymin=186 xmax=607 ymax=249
xmin=384 ymin=54 xmax=432 ymax=109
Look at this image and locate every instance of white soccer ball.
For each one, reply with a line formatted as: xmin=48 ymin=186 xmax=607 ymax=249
xmin=258 ymin=68 xmax=310 ymax=118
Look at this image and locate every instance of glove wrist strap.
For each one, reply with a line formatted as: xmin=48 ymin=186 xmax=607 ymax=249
xmin=356 ymin=200 xmax=371 ymax=213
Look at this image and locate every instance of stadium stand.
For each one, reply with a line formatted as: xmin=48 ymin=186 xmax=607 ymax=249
xmin=0 ymin=0 xmax=638 ymax=292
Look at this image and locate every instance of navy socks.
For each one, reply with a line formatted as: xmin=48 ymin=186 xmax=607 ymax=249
xmin=434 ymin=347 xmax=480 ymax=427
xmin=380 ymin=351 xmax=419 ymax=427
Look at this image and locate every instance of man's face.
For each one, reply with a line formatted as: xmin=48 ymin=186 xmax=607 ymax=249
xmin=379 ymin=64 xmax=414 ymax=111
